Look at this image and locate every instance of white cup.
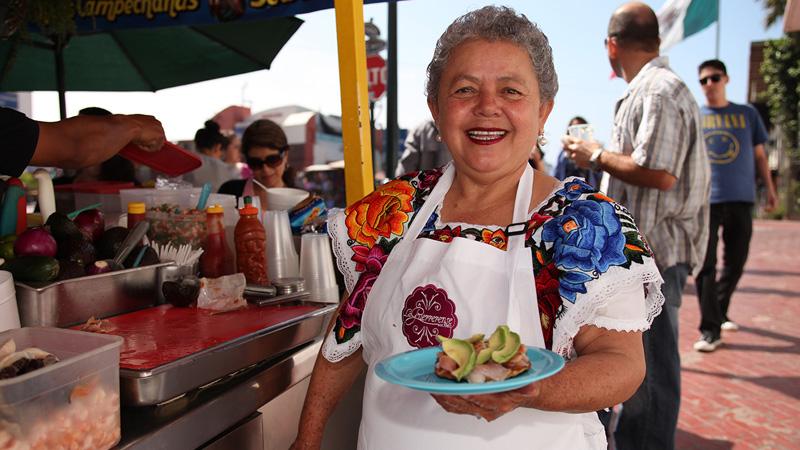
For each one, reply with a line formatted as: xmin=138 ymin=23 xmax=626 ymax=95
xmin=263 ymin=210 xmax=300 ymax=281
xmin=567 ymin=124 xmax=595 ymax=142
xmin=266 ymin=188 xmax=309 ymax=211
xmin=0 ymin=271 xmax=21 ymax=332
xmin=300 ymin=233 xmax=339 ymax=303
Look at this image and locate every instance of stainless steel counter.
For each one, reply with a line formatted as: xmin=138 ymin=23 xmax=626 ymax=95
xmin=115 ymin=340 xmax=322 ymax=449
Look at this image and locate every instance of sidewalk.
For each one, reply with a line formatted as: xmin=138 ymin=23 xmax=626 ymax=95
xmin=677 ymin=220 xmax=800 ymax=449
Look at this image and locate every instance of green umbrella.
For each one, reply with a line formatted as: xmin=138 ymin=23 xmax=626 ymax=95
xmin=0 ymin=16 xmax=302 ymax=117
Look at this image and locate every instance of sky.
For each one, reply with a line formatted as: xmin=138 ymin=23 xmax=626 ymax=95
xmin=28 ymin=0 xmax=786 ymax=169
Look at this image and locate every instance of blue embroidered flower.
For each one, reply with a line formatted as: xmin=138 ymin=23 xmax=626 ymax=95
xmin=556 ymin=179 xmax=596 ymax=201
xmin=542 ymin=199 xmax=627 ymax=302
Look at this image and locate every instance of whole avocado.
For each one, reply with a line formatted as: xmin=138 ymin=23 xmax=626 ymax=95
xmin=96 ymin=227 xmax=130 ymax=260
xmin=56 ymin=236 xmax=96 ymax=267
xmin=57 ymin=259 xmax=86 ymax=280
xmin=45 ymin=212 xmax=82 ymax=242
xmin=123 ymin=245 xmax=160 ymax=268
xmin=2 ymin=256 xmax=60 ymax=283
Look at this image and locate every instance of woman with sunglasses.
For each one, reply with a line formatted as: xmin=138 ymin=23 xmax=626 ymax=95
xmin=219 ymin=119 xmax=295 ymax=206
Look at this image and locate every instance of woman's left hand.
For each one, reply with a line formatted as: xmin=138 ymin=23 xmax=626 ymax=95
xmin=431 ymin=382 xmax=541 ymax=422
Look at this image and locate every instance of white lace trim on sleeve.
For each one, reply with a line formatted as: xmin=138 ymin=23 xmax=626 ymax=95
xmin=552 ymin=258 xmax=664 ymax=360
xmin=322 ymin=328 xmax=364 ymax=363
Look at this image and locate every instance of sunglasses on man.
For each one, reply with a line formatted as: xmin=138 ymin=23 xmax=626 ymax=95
xmin=699 ymin=74 xmax=723 ymax=85
xmin=247 ymin=149 xmax=286 ymax=169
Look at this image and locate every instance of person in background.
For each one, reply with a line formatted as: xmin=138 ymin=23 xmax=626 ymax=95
xmin=528 ymin=143 xmax=545 ymax=171
xmin=553 ymin=116 xmax=600 ymax=187
xmin=693 ymin=59 xmax=777 ymax=353
xmin=394 ymin=119 xmax=452 ymax=177
xmin=0 ymin=106 xmax=165 ymax=177
xmin=222 ymin=130 xmax=252 ymax=180
xmin=564 ymin=3 xmax=710 ymax=449
xmin=292 ymin=6 xmax=663 ymax=449
xmin=219 ymin=119 xmax=294 ymax=207
xmin=184 ymin=120 xmax=240 ymax=192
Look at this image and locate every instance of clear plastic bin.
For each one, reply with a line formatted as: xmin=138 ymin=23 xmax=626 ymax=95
xmin=0 ymin=327 xmax=123 ymax=450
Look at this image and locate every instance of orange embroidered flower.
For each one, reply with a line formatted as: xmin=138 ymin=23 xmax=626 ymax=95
xmin=345 ymin=180 xmax=415 ymax=246
xmin=481 ymin=228 xmax=507 ymax=250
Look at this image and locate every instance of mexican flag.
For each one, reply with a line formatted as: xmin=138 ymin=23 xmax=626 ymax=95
xmin=657 ymin=0 xmax=719 ymax=51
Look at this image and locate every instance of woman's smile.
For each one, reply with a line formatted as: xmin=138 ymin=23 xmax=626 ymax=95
xmin=466 ymin=128 xmax=508 ymax=145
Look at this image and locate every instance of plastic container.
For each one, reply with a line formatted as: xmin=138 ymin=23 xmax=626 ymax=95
xmin=0 ymin=327 xmax=123 ymax=449
xmin=54 ymin=181 xmax=136 ymax=216
xmin=0 ymin=270 xmax=20 ymax=332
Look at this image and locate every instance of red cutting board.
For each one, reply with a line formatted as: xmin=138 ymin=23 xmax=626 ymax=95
xmin=119 ymin=141 xmax=201 ymax=177
xmin=84 ymin=304 xmax=322 ymax=370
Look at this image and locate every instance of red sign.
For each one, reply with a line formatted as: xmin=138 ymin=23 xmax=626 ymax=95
xmin=367 ymin=54 xmax=387 ymax=101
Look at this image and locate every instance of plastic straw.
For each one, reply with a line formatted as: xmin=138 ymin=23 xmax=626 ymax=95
xmin=196 ymin=182 xmax=211 ymax=210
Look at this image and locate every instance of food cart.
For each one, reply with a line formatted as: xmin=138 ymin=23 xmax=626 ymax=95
xmin=0 ymin=1 xmax=380 ymax=448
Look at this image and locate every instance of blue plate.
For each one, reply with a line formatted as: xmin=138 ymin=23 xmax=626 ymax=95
xmin=375 ymin=346 xmax=565 ymax=395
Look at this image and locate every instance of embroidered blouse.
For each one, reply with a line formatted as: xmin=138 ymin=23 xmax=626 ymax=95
xmin=323 ymin=168 xmax=664 ymax=362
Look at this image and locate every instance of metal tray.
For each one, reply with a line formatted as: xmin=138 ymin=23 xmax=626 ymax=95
xmin=15 ymin=262 xmax=175 ymax=328
xmin=118 ymin=302 xmax=336 ymax=406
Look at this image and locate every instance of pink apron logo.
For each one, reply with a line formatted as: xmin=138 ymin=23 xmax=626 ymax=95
xmin=401 ymin=284 xmax=458 ymax=348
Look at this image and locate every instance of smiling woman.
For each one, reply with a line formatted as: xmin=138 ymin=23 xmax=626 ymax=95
xmin=291 ymin=7 xmax=664 ymax=450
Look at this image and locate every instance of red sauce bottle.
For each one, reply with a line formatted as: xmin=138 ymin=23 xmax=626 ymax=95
xmin=200 ymin=204 xmax=233 ymax=278
xmin=234 ymin=197 xmax=269 ymax=285
xmin=127 ymin=202 xmax=146 ymax=230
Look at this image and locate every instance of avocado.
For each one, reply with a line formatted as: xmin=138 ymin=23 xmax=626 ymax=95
xmin=492 ymin=330 xmax=521 ymax=364
xmin=123 ymin=245 xmax=160 ymax=268
xmin=57 ymin=259 xmax=86 ymax=280
xmin=0 ymin=235 xmax=15 ymax=260
xmin=478 ymin=325 xmax=509 ymax=365
xmin=56 ymin=236 xmax=96 ymax=266
xmin=438 ymin=336 xmax=477 ymax=381
xmin=96 ymin=227 xmax=129 ymax=260
xmin=2 ymin=256 xmax=60 ymax=283
xmin=45 ymin=212 xmax=82 ymax=242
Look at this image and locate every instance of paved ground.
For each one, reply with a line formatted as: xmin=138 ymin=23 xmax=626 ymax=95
xmin=677 ymin=220 xmax=800 ymax=449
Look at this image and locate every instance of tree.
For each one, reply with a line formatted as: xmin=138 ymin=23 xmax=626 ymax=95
xmin=759 ymin=0 xmax=800 ymax=217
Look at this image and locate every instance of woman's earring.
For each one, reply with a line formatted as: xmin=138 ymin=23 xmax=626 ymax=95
xmin=435 ymin=133 xmax=442 ymax=143
xmin=537 ymin=133 xmax=548 ymax=147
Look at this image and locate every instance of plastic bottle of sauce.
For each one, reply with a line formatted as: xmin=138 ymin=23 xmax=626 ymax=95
xmin=200 ymin=204 xmax=233 ymax=278
xmin=234 ymin=197 xmax=269 ymax=285
xmin=127 ymin=202 xmax=146 ymax=230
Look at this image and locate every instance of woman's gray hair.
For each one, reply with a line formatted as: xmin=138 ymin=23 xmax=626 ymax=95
xmin=426 ymin=6 xmax=558 ymax=104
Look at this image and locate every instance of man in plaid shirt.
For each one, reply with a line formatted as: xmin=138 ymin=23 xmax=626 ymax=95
xmin=564 ymin=3 xmax=710 ymax=449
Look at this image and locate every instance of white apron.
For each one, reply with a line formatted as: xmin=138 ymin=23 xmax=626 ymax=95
xmin=358 ymin=164 xmax=606 ymax=449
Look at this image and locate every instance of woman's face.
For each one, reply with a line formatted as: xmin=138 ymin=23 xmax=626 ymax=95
xmin=247 ymin=146 xmax=288 ymax=188
xmin=429 ymin=39 xmax=553 ymax=181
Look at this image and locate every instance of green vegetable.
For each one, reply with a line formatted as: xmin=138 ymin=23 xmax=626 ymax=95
xmin=436 ymin=336 xmax=477 ymax=382
xmin=0 ymin=235 xmax=16 ymax=260
xmin=2 ymin=255 xmax=60 ymax=282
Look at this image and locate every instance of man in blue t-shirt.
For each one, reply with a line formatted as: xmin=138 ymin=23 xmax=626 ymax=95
xmin=693 ymin=59 xmax=778 ymax=352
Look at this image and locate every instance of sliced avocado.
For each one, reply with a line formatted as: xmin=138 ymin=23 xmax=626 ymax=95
xmin=488 ymin=325 xmax=509 ymax=351
xmin=476 ymin=347 xmax=494 ymax=365
xmin=492 ymin=331 xmax=521 ymax=364
xmin=440 ymin=338 xmax=476 ymax=382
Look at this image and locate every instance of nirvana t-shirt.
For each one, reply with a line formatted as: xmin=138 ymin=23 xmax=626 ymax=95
xmin=0 ymin=107 xmax=39 ymax=177
xmin=700 ymin=102 xmax=768 ymax=204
